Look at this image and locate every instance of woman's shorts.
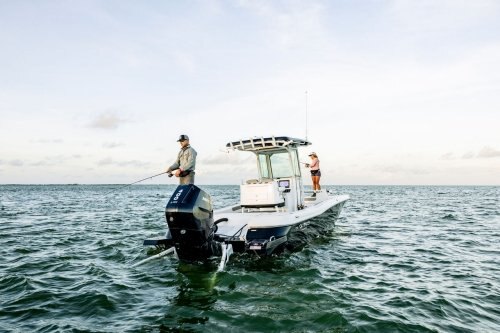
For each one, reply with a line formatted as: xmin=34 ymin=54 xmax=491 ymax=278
xmin=311 ymin=170 xmax=321 ymax=177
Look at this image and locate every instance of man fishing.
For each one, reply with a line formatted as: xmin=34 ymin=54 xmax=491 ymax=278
xmin=166 ymin=134 xmax=197 ymax=184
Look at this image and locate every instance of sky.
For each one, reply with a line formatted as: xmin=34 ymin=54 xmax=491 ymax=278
xmin=0 ymin=0 xmax=499 ymax=185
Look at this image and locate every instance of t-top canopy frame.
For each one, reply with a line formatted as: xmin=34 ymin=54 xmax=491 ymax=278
xmin=226 ymin=136 xmax=311 ymax=152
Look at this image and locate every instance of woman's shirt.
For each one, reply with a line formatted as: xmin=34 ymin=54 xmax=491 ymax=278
xmin=310 ymin=158 xmax=320 ymax=171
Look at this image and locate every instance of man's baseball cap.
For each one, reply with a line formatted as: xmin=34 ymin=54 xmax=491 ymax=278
xmin=177 ymin=134 xmax=189 ymax=142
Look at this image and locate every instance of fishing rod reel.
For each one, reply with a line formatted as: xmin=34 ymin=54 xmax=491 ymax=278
xmin=164 ymin=184 xmax=222 ymax=262
xmin=167 ymin=169 xmax=191 ymax=178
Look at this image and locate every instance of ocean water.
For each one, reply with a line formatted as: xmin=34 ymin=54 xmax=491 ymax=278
xmin=0 ymin=185 xmax=499 ymax=333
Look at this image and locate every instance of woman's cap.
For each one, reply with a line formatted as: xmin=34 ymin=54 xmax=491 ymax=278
xmin=177 ymin=134 xmax=189 ymax=142
xmin=308 ymin=152 xmax=316 ymax=156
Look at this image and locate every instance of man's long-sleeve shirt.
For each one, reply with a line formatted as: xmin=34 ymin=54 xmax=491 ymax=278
xmin=168 ymin=145 xmax=197 ymax=172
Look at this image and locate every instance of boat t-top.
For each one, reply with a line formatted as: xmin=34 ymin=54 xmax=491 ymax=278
xmin=141 ymin=136 xmax=349 ymax=270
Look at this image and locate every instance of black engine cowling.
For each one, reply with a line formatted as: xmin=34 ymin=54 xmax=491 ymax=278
xmin=165 ymin=184 xmax=221 ymax=261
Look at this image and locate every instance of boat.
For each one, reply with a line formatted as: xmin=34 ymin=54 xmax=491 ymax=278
xmin=140 ymin=136 xmax=349 ymax=270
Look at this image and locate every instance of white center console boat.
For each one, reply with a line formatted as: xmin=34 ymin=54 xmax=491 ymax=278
xmin=142 ymin=136 xmax=349 ymax=270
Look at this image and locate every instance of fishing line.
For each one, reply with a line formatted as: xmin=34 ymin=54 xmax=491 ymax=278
xmin=104 ymin=171 xmax=169 ymax=195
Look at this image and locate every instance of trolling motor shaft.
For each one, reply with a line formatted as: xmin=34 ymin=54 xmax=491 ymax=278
xmin=165 ymin=184 xmax=222 ymax=261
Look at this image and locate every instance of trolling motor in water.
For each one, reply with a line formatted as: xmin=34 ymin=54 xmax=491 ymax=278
xmin=164 ymin=184 xmax=222 ymax=262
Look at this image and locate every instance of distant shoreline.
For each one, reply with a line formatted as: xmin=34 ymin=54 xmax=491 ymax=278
xmin=1 ymin=184 xmax=498 ymax=187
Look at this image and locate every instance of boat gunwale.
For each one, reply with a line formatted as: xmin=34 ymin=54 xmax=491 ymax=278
xmin=214 ymin=194 xmax=349 ymax=230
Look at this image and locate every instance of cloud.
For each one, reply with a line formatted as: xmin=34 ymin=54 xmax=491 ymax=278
xmin=31 ymin=138 xmax=64 ymax=144
xmin=28 ymin=155 xmax=83 ymax=167
xmin=97 ymin=157 xmax=152 ymax=168
xmin=441 ymin=152 xmax=454 ymax=160
xmin=103 ymin=142 xmax=125 ymax=149
xmin=236 ymin=0 xmax=328 ymax=48
xmin=29 ymin=160 xmax=57 ymax=167
xmin=442 ymin=148 xmax=500 ymax=160
xmin=477 ymin=146 xmax=500 ymax=158
xmin=0 ymin=155 xmax=85 ymax=170
xmin=88 ymin=112 xmax=128 ymax=130
xmin=0 ymin=159 xmax=24 ymax=166
xmin=459 ymin=148 xmax=499 ymax=159
xmin=370 ymin=164 xmax=430 ymax=176
xmin=462 ymin=151 xmax=475 ymax=159
xmin=390 ymin=0 xmax=500 ymax=32
xmin=200 ymin=152 xmax=253 ymax=166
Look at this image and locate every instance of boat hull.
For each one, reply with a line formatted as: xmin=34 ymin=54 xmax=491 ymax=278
xmin=212 ymin=194 xmax=349 ymax=255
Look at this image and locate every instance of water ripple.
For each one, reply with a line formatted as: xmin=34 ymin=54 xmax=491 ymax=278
xmin=0 ymin=185 xmax=499 ymax=332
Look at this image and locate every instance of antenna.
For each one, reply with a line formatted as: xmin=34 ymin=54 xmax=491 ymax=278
xmin=305 ymin=90 xmax=308 ymax=141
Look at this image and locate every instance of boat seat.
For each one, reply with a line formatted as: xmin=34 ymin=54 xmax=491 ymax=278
xmin=245 ymin=178 xmax=274 ymax=184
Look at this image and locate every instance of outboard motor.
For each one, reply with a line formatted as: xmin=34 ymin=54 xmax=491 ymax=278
xmin=165 ymin=184 xmax=221 ymax=261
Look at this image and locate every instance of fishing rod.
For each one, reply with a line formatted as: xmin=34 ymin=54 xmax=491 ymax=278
xmin=104 ymin=171 xmax=169 ymax=195
xmin=273 ymin=154 xmax=310 ymax=166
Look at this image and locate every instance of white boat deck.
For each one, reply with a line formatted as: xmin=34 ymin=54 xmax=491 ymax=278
xmin=214 ymin=192 xmax=349 ymax=238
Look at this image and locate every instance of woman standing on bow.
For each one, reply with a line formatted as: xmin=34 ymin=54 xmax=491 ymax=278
xmin=306 ymin=152 xmax=321 ymax=192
